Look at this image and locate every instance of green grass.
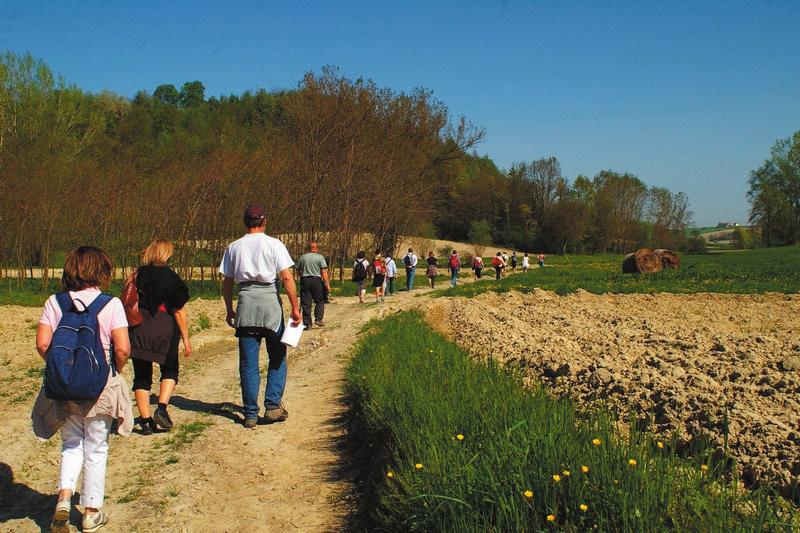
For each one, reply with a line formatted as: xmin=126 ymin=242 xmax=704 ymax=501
xmin=440 ymin=246 xmax=800 ymax=298
xmin=343 ymin=312 xmax=796 ymax=532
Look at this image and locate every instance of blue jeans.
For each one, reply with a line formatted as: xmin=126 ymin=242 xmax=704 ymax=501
xmin=406 ymin=268 xmax=416 ymax=291
xmin=238 ymin=322 xmax=287 ymax=420
xmin=450 ymin=268 xmax=459 ymax=287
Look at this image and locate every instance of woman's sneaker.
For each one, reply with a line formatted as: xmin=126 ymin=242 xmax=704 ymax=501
xmin=82 ymin=510 xmax=108 ymax=532
xmin=50 ymin=500 xmax=70 ymax=533
xmin=152 ymin=406 xmax=174 ymax=430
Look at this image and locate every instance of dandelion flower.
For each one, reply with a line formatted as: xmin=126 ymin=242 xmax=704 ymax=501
xmin=547 ymin=514 xmax=556 ymax=522
xmin=415 ymin=463 xmax=424 ymax=469
xmin=581 ymin=465 xmax=589 ymax=474
xmin=552 ymin=474 xmax=561 ymax=483
xmin=592 ymin=438 xmax=602 ymax=447
xmin=701 ymin=464 xmax=708 ymax=472
xmin=524 ymin=490 xmax=533 ymax=499
xmin=562 ymin=470 xmax=571 ymax=477
xmin=456 ymin=434 xmax=464 ymax=441
xmin=387 ymin=471 xmax=394 ymax=478
xmin=579 ymin=504 xmax=588 ymax=512
xmin=657 ymin=441 xmax=664 ymax=449
xmin=628 ymin=458 xmax=637 ymax=466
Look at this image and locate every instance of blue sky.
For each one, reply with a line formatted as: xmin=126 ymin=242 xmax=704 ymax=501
xmin=3 ymin=1 xmax=799 ymax=226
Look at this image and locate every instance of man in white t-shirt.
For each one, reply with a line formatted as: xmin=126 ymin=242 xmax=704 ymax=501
xmin=219 ymin=204 xmax=301 ymax=429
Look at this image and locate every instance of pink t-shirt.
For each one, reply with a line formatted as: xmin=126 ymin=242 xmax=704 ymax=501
xmin=39 ymin=288 xmax=128 ymax=353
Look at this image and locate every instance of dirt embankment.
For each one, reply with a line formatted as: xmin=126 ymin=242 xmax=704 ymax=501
xmin=427 ymin=290 xmax=800 ymax=496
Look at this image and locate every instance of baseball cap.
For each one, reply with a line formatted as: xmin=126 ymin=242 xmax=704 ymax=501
xmin=244 ymin=204 xmax=266 ymax=222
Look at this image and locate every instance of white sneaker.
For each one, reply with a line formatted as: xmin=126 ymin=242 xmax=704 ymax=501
xmin=82 ymin=510 xmax=109 ymax=532
xmin=50 ymin=500 xmax=71 ymax=533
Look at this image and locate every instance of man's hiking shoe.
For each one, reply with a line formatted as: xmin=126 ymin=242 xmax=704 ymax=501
xmin=50 ymin=500 xmax=71 ymax=533
xmin=262 ymin=404 xmax=289 ymax=423
xmin=139 ymin=418 xmax=155 ymax=436
xmin=152 ymin=407 xmax=173 ymax=430
xmin=243 ymin=418 xmax=258 ymax=429
xmin=314 ymin=320 xmax=325 ymax=327
xmin=82 ymin=510 xmax=109 ymax=533
xmin=303 ymin=323 xmax=312 ymax=330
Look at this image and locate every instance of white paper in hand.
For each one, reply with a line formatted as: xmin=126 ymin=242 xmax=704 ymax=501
xmin=280 ymin=323 xmax=305 ymax=347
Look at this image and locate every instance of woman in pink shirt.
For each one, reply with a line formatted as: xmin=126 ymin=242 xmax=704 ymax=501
xmin=35 ymin=246 xmax=132 ymax=533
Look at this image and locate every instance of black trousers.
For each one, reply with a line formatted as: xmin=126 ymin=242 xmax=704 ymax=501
xmin=300 ymin=276 xmax=325 ymax=325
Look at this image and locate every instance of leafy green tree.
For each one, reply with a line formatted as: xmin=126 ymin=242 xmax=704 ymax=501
xmin=153 ymin=84 xmax=179 ymax=105
xmin=179 ymin=81 xmax=205 ymax=107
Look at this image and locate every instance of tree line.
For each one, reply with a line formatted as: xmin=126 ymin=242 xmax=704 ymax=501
xmin=1 ymin=50 xmax=695 ymax=285
xmin=747 ymin=131 xmax=800 ymax=247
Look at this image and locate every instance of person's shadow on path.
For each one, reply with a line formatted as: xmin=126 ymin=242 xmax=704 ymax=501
xmin=170 ymin=395 xmax=243 ymax=423
xmin=0 ymin=462 xmax=82 ymax=532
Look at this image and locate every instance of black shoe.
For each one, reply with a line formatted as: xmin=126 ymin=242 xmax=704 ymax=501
xmin=139 ymin=417 xmax=154 ymax=436
xmin=152 ymin=406 xmax=174 ymax=430
xmin=304 ymin=323 xmax=312 ymax=330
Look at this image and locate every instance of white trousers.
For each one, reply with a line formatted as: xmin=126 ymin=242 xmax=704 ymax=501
xmin=59 ymin=414 xmax=113 ymax=508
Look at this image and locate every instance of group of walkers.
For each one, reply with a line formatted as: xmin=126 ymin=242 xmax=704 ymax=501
xmin=35 ymin=204 xmax=301 ymax=533
xmin=350 ymin=247 xmax=548 ymax=300
xmin=31 ymin=199 xmax=550 ymax=532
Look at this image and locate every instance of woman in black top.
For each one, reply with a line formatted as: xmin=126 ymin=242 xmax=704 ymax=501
xmin=128 ymin=240 xmax=190 ymax=434
xmin=426 ymin=251 xmax=438 ymax=288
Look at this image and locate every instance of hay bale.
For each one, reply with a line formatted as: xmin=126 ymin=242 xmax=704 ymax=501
xmin=654 ymin=249 xmax=681 ymax=270
xmin=622 ymin=248 xmax=663 ymax=274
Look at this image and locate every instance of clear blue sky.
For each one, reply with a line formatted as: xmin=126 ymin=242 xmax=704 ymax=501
xmin=3 ymin=1 xmax=799 ymax=226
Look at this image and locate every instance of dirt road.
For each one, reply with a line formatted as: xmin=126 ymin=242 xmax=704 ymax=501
xmin=0 ymin=284 xmax=435 ymax=532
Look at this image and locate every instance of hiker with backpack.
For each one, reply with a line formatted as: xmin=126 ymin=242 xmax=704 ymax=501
xmin=510 ymin=251 xmax=518 ymax=273
xmin=33 ymin=246 xmax=133 ymax=533
xmin=352 ymin=251 xmax=369 ymax=303
xmin=403 ymin=247 xmax=418 ymax=291
xmin=125 ymin=239 xmax=190 ymax=436
xmin=220 ymin=204 xmax=301 ymax=429
xmin=372 ymin=252 xmax=387 ymax=302
xmin=472 ymin=255 xmax=484 ymax=280
xmin=425 ymin=251 xmax=438 ymax=288
xmin=491 ymin=252 xmax=505 ymax=280
xmin=448 ymin=250 xmax=461 ymax=287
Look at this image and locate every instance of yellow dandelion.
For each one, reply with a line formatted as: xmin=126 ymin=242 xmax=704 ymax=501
xmin=547 ymin=514 xmax=556 ymax=522
xmin=524 ymin=490 xmax=533 ymax=499
xmin=701 ymin=464 xmax=708 ymax=472
xmin=581 ymin=465 xmax=589 ymax=474
xmin=657 ymin=441 xmax=664 ymax=449
xmin=628 ymin=458 xmax=637 ymax=466
xmin=387 ymin=471 xmax=394 ymax=478
xmin=415 ymin=463 xmax=424 ymax=469
xmin=613 ymin=479 xmax=619 ymax=485
xmin=562 ymin=470 xmax=571 ymax=477
xmin=456 ymin=434 xmax=464 ymax=441
xmin=552 ymin=474 xmax=561 ymax=482
xmin=579 ymin=504 xmax=588 ymax=512
xmin=592 ymin=438 xmax=602 ymax=447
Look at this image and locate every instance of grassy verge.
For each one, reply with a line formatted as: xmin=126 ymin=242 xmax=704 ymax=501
xmin=440 ymin=246 xmax=800 ymax=298
xmin=344 ymin=312 xmax=796 ymax=531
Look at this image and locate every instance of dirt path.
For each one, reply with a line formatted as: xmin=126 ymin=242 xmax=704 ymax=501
xmin=0 ymin=282 xmax=443 ymax=532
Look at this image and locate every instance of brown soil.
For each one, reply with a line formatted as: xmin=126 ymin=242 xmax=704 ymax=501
xmin=0 ymin=287 xmax=431 ymax=532
xmin=426 ymin=290 xmax=800 ymax=496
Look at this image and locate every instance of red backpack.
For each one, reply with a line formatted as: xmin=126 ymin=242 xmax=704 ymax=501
xmin=491 ymin=257 xmax=501 ymax=266
xmin=449 ymin=255 xmax=460 ymax=269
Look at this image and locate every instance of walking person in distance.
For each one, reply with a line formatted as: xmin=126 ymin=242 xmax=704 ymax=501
xmin=34 ymin=246 xmax=133 ymax=533
xmin=373 ymin=252 xmax=386 ymax=302
xmin=472 ymin=254 xmax=484 ymax=280
xmin=384 ymin=252 xmax=397 ymax=295
xmin=295 ymin=242 xmax=331 ymax=329
xmin=492 ymin=252 xmax=505 ymax=280
xmin=220 ymin=204 xmax=301 ymax=429
xmin=127 ymin=239 xmax=191 ymax=435
xmin=425 ymin=251 xmax=438 ymax=288
xmin=510 ymin=251 xmax=518 ymax=273
xmin=352 ymin=251 xmax=369 ymax=303
xmin=448 ymin=250 xmax=461 ymax=287
xmin=403 ymin=247 xmax=418 ymax=291
xmin=522 ymin=253 xmax=530 ymax=273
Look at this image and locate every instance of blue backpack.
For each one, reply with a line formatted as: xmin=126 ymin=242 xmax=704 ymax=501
xmin=44 ymin=292 xmax=115 ymax=401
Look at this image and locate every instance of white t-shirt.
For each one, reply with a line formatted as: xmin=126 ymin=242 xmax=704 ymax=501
xmin=219 ymin=233 xmax=294 ymax=284
xmin=39 ymin=288 xmax=128 ymax=353
xmin=522 ymin=256 xmax=530 ymax=267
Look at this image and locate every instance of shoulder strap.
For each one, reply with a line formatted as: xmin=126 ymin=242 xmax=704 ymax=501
xmin=87 ymin=293 xmax=114 ymax=315
xmin=55 ymin=292 xmax=73 ymax=314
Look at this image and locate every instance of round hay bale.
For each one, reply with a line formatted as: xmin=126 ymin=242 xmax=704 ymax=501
xmin=622 ymin=248 xmax=662 ymax=274
xmin=653 ymin=249 xmax=681 ymax=269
